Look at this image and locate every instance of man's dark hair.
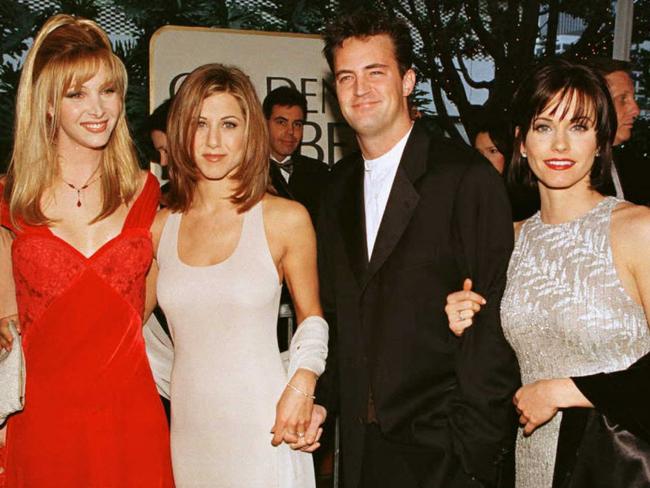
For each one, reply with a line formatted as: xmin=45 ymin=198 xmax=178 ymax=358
xmin=262 ymin=86 xmax=307 ymax=119
xmin=584 ymin=57 xmax=632 ymax=77
xmin=147 ymin=98 xmax=172 ymax=133
xmin=322 ymin=11 xmax=413 ymax=76
xmin=143 ymin=99 xmax=171 ymax=163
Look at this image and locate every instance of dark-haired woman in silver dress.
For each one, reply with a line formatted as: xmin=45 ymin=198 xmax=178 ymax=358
xmin=446 ymin=59 xmax=650 ymax=487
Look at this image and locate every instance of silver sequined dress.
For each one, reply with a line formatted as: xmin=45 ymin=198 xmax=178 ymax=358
xmin=501 ymin=197 xmax=650 ymax=488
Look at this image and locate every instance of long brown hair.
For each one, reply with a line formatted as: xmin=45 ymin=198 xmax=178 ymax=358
xmin=166 ymin=64 xmax=270 ymax=213
xmin=6 ymin=14 xmax=140 ymax=226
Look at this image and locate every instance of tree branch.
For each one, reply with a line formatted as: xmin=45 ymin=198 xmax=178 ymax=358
xmin=464 ymin=0 xmax=505 ymax=62
xmin=425 ymin=2 xmax=472 ymax=118
xmin=428 ymin=76 xmax=462 ymax=139
xmin=545 ymin=0 xmax=559 ymax=56
xmin=455 ymin=52 xmax=493 ymax=89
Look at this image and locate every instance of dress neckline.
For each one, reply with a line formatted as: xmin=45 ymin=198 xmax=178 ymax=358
xmin=532 ymin=196 xmax=617 ymax=228
xmin=45 ymin=173 xmax=156 ymax=260
xmin=174 ymin=201 xmax=259 ymax=269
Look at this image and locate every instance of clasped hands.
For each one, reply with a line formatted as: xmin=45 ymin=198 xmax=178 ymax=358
xmin=445 ymin=279 xmax=589 ymax=435
xmin=271 ymin=368 xmax=327 ymax=452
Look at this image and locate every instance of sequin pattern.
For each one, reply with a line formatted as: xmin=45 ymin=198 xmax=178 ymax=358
xmin=501 ymin=197 xmax=650 ymax=488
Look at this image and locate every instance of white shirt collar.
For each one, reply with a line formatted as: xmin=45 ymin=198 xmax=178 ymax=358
xmin=363 ymin=124 xmax=414 ymax=257
xmin=271 ymin=155 xmax=292 ymax=165
xmin=363 ymin=125 xmax=413 ymax=181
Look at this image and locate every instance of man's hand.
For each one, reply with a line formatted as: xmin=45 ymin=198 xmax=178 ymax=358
xmin=445 ymin=279 xmax=486 ymax=336
xmin=289 ymin=404 xmax=327 ymax=452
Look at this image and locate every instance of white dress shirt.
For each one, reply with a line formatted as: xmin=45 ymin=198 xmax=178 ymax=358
xmin=364 ymin=125 xmax=413 ymax=258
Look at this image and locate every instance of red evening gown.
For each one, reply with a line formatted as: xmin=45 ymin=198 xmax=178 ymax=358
xmin=0 ymin=174 xmax=173 ymax=487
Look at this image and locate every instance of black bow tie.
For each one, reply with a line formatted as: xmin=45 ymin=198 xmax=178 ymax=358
xmin=272 ymin=158 xmax=293 ymax=175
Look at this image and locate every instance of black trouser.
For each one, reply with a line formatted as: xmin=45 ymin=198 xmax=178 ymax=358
xmin=359 ymin=424 xmax=482 ymax=488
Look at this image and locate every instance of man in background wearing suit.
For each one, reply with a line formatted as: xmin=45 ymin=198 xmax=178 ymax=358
xmin=312 ymin=12 xmax=520 ymax=488
xmin=263 ymin=86 xmax=329 ymax=224
xmin=587 ymin=58 xmax=648 ymax=206
xmin=262 ymin=87 xmax=329 ymax=353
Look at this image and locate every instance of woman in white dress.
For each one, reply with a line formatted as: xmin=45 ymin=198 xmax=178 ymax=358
xmin=146 ymin=64 xmax=328 ymax=487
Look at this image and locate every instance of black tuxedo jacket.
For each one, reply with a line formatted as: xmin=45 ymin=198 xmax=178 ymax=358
xmin=552 ymin=353 xmax=650 ymax=487
xmin=613 ymin=146 xmax=650 ymax=206
xmin=269 ymin=154 xmax=330 ymax=224
xmin=600 ymin=145 xmax=650 ymax=206
xmin=317 ymin=121 xmax=520 ymax=488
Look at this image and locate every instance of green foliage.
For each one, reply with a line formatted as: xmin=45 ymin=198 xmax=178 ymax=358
xmin=0 ymin=0 xmax=647 ymax=168
xmin=54 ymin=0 xmax=101 ymax=18
xmin=0 ymin=3 xmax=54 ymax=170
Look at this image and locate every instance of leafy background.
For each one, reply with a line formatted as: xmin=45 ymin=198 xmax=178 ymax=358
xmin=1 ymin=0 xmax=649 ymax=172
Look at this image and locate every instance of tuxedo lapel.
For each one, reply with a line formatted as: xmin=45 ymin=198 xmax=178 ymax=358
xmin=338 ymin=157 xmax=368 ymax=287
xmin=269 ymin=161 xmax=294 ymax=199
xmin=362 ymin=124 xmax=430 ymax=289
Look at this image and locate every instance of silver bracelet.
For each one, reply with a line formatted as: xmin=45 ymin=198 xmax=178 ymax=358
xmin=286 ymin=382 xmax=316 ymax=400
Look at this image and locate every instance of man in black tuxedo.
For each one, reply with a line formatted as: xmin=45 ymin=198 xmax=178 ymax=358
xmin=586 ymin=58 xmax=649 ymax=206
xmin=263 ymin=86 xmax=329 ymax=224
xmin=262 ymin=87 xmax=330 ymax=353
xmin=311 ymin=12 xmax=520 ymax=488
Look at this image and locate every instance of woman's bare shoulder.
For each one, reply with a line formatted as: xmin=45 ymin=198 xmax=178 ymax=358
xmin=262 ymin=193 xmax=311 ymax=230
xmin=137 ymin=169 xmax=150 ymax=190
xmin=612 ymin=201 xmax=650 ymax=239
xmin=151 ymin=207 xmax=172 ymax=242
xmin=513 ymin=219 xmax=527 ymax=241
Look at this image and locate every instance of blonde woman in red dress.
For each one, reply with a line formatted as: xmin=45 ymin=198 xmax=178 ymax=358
xmin=0 ymin=15 xmax=173 ymax=487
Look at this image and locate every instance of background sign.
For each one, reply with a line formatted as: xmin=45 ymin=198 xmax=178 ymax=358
xmin=150 ymin=26 xmax=356 ymax=165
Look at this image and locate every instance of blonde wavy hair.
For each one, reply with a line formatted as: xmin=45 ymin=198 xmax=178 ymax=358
xmin=166 ymin=64 xmax=271 ymax=213
xmin=5 ymin=14 xmax=140 ymax=226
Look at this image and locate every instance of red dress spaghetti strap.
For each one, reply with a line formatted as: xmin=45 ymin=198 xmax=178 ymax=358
xmin=0 ymin=174 xmax=173 ymax=487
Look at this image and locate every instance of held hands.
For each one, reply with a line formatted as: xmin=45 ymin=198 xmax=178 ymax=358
xmin=293 ymin=404 xmax=326 ymax=453
xmin=271 ymin=368 xmax=325 ymax=452
xmin=445 ymin=279 xmax=486 ymax=336
xmin=0 ymin=314 xmax=20 ymax=352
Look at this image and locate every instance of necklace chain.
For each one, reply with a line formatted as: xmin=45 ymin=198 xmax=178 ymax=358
xmin=60 ymin=165 xmax=102 ymax=208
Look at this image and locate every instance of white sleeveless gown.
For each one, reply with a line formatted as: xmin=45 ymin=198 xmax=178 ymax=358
xmin=157 ymin=202 xmax=315 ymax=487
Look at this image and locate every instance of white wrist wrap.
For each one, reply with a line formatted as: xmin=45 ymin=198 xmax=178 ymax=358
xmin=288 ymin=315 xmax=329 ymax=378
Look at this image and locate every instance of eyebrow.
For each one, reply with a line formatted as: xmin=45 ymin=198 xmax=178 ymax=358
xmin=364 ymin=63 xmax=389 ymax=70
xmin=197 ymin=114 xmax=242 ymax=120
xmin=273 ymin=116 xmax=304 ymax=123
xmin=533 ymin=115 xmax=594 ymax=123
xmin=570 ymin=115 xmax=594 ymax=121
xmin=334 ymin=63 xmax=389 ymax=77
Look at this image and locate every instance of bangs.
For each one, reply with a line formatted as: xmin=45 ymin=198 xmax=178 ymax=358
xmin=536 ymin=87 xmax=596 ymax=125
xmin=48 ymin=49 xmax=125 ymax=95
